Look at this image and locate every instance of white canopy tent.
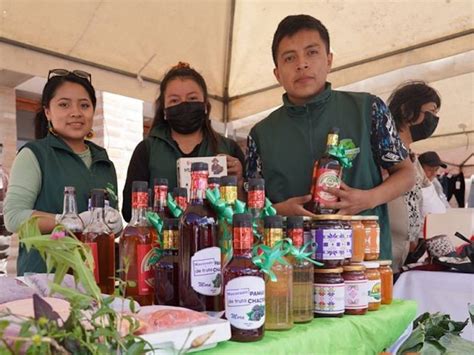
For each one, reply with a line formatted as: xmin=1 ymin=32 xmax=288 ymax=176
xmin=1 ymin=0 xmax=473 ymax=172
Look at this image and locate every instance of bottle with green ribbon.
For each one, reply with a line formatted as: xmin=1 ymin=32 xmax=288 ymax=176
xmin=219 ymin=176 xmax=238 ymax=267
xmin=247 ymin=178 xmax=266 ymax=240
xmin=224 ymin=213 xmax=265 ymax=342
xmin=153 ymin=178 xmax=172 ymax=219
xmin=263 ymin=215 xmax=293 ymax=330
xmin=179 ymin=162 xmax=222 ymax=312
xmin=308 ymin=127 xmax=342 ymax=214
xmin=154 ymin=218 xmax=179 ymax=306
xmin=172 ymin=187 xmax=188 ymax=212
xmin=285 ymin=216 xmax=314 ymax=323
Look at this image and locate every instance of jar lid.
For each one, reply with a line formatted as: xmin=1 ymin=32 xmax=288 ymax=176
xmin=208 ymin=177 xmax=221 ymax=184
xmin=312 ymin=214 xmax=344 ymax=221
xmin=350 ymin=215 xmax=365 ymax=220
xmin=362 ymin=261 xmax=380 ymax=269
xmin=153 ymin=177 xmax=169 ymax=186
xmin=220 ymin=176 xmax=238 ymax=186
xmin=378 ymin=260 xmax=392 ymax=266
xmin=359 ymin=215 xmax=379 ymax=221
xmin=339 ymin=215 xmax=352 ymax=220
xmin=191 ymin=162 xmax=208 ymax=171
xmin=264 ymin=215 xmax=283 ymax=229
xmin=314 ymin=267 xmax=343 ymax=274
xmin=343 ymin=264 xmax=366 ymax=272
xmin=286 ymin=216 xmax=304 ymax=229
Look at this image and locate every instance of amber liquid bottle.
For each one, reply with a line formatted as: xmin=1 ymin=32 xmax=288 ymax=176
xmin=154 ymin=218 xmax=179 ymax=306
xmin=308 ymin=128 xmax=342 ymax=214
xmin=286 ymin=216 xmax=314 ymax=323
xmin=119 ymin=181 xmax=154 ymax=306
xmin=224 ymin=213 xmax=265 ymax=342
xmin=219 ymin=175 xmax=238 ymax=267
xmin=153 ymin=178 xmax=172 ymax=219
xmin=264 ymin=215 xmax=293 ymax=330
xmin=58 ymin=186 xmax=84 ymax=242
xmin=247 ymin=178 xmax=265 ymax=241
xmin=179 ymin=162 xmax=222 ymax=312
xmin=82 ymin=189 xmax=115 ymax=294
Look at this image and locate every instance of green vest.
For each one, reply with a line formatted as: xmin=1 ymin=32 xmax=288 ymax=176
xmin=146 ymin=124 xmax=239 ymax=190
xmin=250 ymin=83 xmax=392 ymax=259
xmin=17 ymin=134 xmax=118 ymax=276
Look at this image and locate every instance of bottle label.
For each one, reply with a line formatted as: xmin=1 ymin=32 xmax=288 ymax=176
xmin=176 ymin=196 xmax=188 ymax=210
xmin=364 ymin=226 xmax=380 ymax=254
xmin=343 ymin=229 xmax=352 ymax=259
xmin=191 ymin=247 xmax=222 ymax=296
xmin=220 ymin=186 xmax=237 ymax=204
xmin=288 ymin=228 xmax=304 ymax=248
xmin=313 ymin=228 xmax=345 ymax=260
xmin=264 ymin=228 xmax=283 ymax=248
xmin=132 ymin=192 xmax=148 ymax=209
xmin=137 ymin=244 xmax=154 ymax=295
xmin=344 ymin=279 xmax=368 ymax=309
xmin=191 ymin=172 xmax=208 ymax=194
xmin=314 ymin=282 xmax=345 ymax=314
xmin=163 ymin=229 xmax=179 ymax=249
xmin=367 ymin=279 xmax=381 ymax=303
xmin=154 ymin=185 xmax=168 ymax=205
xmin=248 ymin=190 xmax=265 ymax=209
xmin=233 ymin=227 xmax=253 ymax=250
xmin=314 ymin=168 xmax=340 ymax=203
xmin=225 ymin=276 xmax=265 ymax=330
xmin=85 ymin=242 xmax=99 ymax=283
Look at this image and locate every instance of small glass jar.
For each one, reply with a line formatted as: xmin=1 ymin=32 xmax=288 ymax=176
xmin=340 ymin=216 xmax=353 ymax=262
xmin=303 ymin=217 xmax=316 ymax=259
xmin=361 ymin=216 xmax=380 ymax=261
xmin=313 ymin=267 xmax=345 ymax=318
xmin=378 ymin=260 xmax=393 ymax=305
xmin=362 ymin=262 xmax=381 ymax=311
xmin=311 ymin=215 xmax=345 ymax=267
xmin=350 ymin=216 xmax=366 ymax=263
xmin=342 ymin=264 xmax=368 ymax=315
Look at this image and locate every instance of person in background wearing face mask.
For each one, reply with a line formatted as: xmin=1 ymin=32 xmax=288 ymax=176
xmin=122 ymin=62 xmax=244 ymax=222
xmin=419 ymin=151 xmax=450 ymax=212
xmin=387 ymin=81 xmax=441 ymax=272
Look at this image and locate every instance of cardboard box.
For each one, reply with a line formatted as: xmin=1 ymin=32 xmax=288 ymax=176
xmin=177 ymin=156 xmax=227 ymax=199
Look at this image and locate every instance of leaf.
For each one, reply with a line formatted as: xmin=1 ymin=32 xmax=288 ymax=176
xmin=33 ymin=294 xmax=61 ymax=324
xmin=469 ymin=304 xmax=474 ymax=324
xmin=397 ymin=326 xmax=425 ymax=355
xmin=439 ymin=333 xmax=474 ymax=354
xmin=420 ymin=340 xmax=446 ymax=354
xmin=125 ymin=341 xmax=146 ymax=355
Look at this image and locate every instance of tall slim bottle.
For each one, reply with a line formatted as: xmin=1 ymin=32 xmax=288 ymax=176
xmin=172 ymin=187 xmax=188 ymax=212
xmin=264 ymin=215 xmax=293 ymax=330
xmin=286 ymin=216 xmax=314 ymax=323
xmin=247 ymin=178 xmax=265 ymax=241
xmin=224 ymin=213 xmax=265 ymax=342
xmin=179 ymin=163 xmax=222 ymax=312
xmin=58 ymin=186 xmax=84 ymax=241
xmin=308 ymin=128 xmax=342 ymax=214
xmin=82 ymin=189 xmax=115 ymax=294
xmin=153 ymin=178 xmax=171 ymax=219
xmin=119 ymin=181 xmax=154 ymax=305
xmin=219 ymin=176 xmax=238 ymax=267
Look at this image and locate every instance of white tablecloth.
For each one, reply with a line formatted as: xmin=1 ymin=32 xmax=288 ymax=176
xmin=394 ymin=270 xmax=474 ymax=341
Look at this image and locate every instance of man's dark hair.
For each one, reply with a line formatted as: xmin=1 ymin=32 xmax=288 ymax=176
xmin=272 ymin=14 xmax=330 ymax=66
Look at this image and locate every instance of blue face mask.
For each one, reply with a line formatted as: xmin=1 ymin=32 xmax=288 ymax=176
xmin=410 ymin=111 xmax=439 ymax=142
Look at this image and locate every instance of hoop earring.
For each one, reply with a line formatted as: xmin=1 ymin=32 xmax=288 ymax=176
xmin=86 ymin=129 xmax=95 ymax=139
xmin=48 ymin=121 xmax=58 ymax=136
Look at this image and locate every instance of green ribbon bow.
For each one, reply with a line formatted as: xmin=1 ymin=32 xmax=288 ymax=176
xmin=105 ymin=183 xmax=118 ymax=206
xmin=146 ymin=212 xmax=164 ymax=265
xmin=167 ymin=193 xmax=184 ymax=218
xmin=286 ymin=239 xmax=323 ymax=267
xmin=251 ymin=198 xmax=277 ymax=241
xmin=252 ymin=239 xmax=292 ymax=282
xmin=328 ymin=145 xmax=353 ymax=168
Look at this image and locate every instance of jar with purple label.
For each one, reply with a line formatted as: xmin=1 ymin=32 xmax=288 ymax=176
xmin=311 ymin=215 xmax=345 ymax=267
xmin=340 ymin=216 xmax=353 ymax=263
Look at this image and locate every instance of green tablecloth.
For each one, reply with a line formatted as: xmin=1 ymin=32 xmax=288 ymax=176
xmin=200 ymin=300 xmax=417 ymax=355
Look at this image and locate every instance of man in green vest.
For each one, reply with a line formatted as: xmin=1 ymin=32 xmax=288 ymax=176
xmin=246 ymin=15 xmax=415 ymax=259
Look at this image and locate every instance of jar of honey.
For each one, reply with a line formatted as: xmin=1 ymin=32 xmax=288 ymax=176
xmin=313 ymin=267 xmax=345 ymax=318
xmin=361 ymin=216 xmax=380 ymax=261
xmin=342 ymin=264 xmax=368 ymax=315
xmin=350 ymin=216 xmax=365 ymax=263
xmin=378 ymin=260 xmax=393 ymax=305
xmin=363 ymin=262 xmax=381 ymax=311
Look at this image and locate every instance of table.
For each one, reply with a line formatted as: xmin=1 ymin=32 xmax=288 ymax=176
xmin=200 ymin=300 xmax=417 ymax=355
xmin=394 ymin=270 xmax=474 ymax=341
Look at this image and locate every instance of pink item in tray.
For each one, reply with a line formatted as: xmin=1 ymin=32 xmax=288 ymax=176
xmin=137 ymin=307 xmax=209 ymax=334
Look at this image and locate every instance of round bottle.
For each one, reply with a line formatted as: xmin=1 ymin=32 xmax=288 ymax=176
xmin=342 ymin=264 xmax=368 ymax=315
xmin=362 ymin=262 xmax=381 ymax=311
xmin=313 ymin=267 xmax=345 ymax=318
xmin=311 ymin=215 xmax=345 ymax=267
xmin=378 ymin=260 xmax=393 ymax=305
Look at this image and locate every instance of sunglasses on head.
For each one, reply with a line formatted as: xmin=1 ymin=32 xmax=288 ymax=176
xmin=48 ymin=69 xmax=92 ymax=83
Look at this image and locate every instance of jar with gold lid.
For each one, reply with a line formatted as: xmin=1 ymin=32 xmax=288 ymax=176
xmin=314 ymin=267 xmax=345 ymax=317
xmin=378 ymin=260 xmax=393 ymax=305
xmin=361 ymin=216 xmax=380 ymax=261
xmin=342 ymin=264 xmax=368 ymax=315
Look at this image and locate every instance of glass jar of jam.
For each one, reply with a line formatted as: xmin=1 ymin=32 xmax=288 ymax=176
xmin=350 ymin=216 xmax=365 ymax=263
xmin=303 ymin=217 xmax=315 ymax=259
xmin=313 ymin=267 xmax=345 ymax=318
xmin=311 ymin=215 xmax=345 ymax=267
xmin=340 ymin=216 xmax=352 ymax=262
xmin=378 ymin=260 xmax=393 ymax=305
xmin=361 ymin=216 xmax=380 ymax=261
xmin=362 ymin=262 xmax=381 ymax=311
xmin=342 ymin=264 xmax=368 ymax=315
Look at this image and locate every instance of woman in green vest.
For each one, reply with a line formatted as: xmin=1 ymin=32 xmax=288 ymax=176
xmin=122 ymin=62 xmax=244 ymax=221
xmin=4 ymin=69 xmax=121 ymax=275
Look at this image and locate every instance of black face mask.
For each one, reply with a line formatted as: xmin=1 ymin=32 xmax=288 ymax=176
xmin=410 ymin=111 xmax=439 ymax=142
xmin=165 ymin=101 xmax=206 ymax=134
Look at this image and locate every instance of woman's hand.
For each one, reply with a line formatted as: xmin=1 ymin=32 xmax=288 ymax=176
xmin=222 ymin=155 xmax=243 ymax=181
xmin=322 ymin=181 xmax=374 ymax=215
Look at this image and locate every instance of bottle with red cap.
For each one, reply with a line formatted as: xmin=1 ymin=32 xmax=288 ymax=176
xmin=153 ymin=178 xmax=171 ymax=219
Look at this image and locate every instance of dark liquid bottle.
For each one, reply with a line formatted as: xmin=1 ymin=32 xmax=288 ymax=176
xmin=58 ymin=186 xmax=84 ymax=242
xmin=119 ymin=181 xmax=154 ymax=305
xmin=153 ymin=178 xmax=172 ymax=219
xmin=208 ymin=177 xmax=221 ymax=192
xmin=219 ymin=176 xmax=238 ymax=267
xmin=82 ymin=189 xmax=115 ymax=294
xmin=247 ymin=178 xmax=265 ymax=241
xmin=154 ymin=218 xmax=179 ymax=306
xmin=172 ymin=187 xmax=188 ymax=213
xmin=308 ymin=128 xmax=342 ymax=214
xmin=224 ymin=213 xmax=265 ymax=342
xmin=179 ymin=162 xmax=222 ymax=312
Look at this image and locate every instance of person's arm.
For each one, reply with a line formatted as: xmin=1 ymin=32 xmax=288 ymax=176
xmin=122 ymin=141 xmax=150 ymax=222
xmin=4 ymin=148 xmax=57 ymax=233
xmin=323 ymin=96 xmax=415 ymax=215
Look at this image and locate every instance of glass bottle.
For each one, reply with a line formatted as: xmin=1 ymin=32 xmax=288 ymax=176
xmin=286 ymin=216 xmax=313 ymax=323
xmin=154 ymin=218 xmax=179 ymax=306
xmin=179 ymin=162 xmax=222 ymax=312
xmin=247 ymin=178 xmax=265 ymax=241
xmin=308 ymin=127 xmax=342 ymax=214
xmin=224 ymin=213 xmax=265 ymax=342
xmin=58 ymin=186 xmax=84 ymax=241
xmin=82 ymin=189 xmax=115 ymax=294
xmin=119 ymin=181 xmax=154 ymax=306
xmin=153 ymin=178 xmax=171 ymax=219
xmin=172 ymin=187 xmax=188 ymax=212
xmin=219 ymin=175 xmax=238 ymax=267
xmin=147 ymin=188 xmax=153 ymax=213
xmin=208 ymin=177 xmax=221 ymax=191
xmin=264 ymin=215 xmax=293 ymax=330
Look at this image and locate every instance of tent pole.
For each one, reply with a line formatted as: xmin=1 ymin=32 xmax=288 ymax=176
xmin=222 ymin=0 xmax=237 ymax=137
